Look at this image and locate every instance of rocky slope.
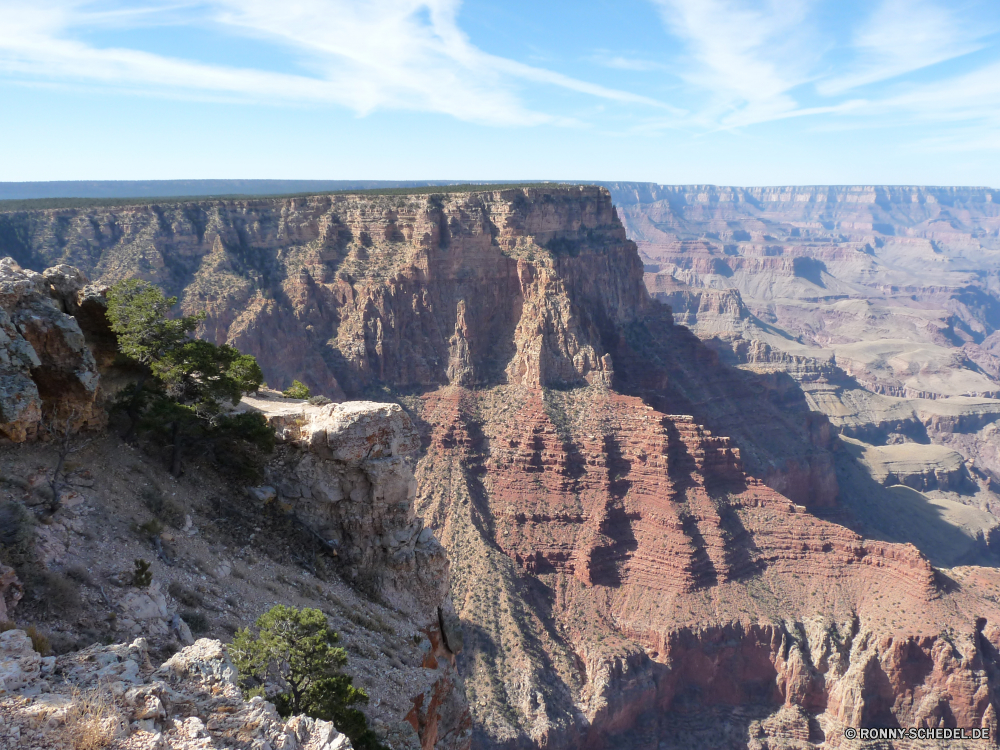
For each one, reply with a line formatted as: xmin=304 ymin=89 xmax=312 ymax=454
xmin=0 ymin=260 xmax=470 ymax=749
xmin=1 ymin=629 xmax=361 ymax=749
xmin=4 ymin=187 xmax=1000 ymax=748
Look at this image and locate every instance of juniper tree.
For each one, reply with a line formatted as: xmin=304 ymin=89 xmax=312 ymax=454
xmin=231 ymin=605 xmax=383 ymax=749
xmin=106 ymin=279 xmax=269 ymax=476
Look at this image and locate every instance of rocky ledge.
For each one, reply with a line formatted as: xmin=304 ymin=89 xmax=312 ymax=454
xmin=240 ymin=392 xmax=470 ymax=748
xmin=0 ymin=628 xmax=354 ymax=749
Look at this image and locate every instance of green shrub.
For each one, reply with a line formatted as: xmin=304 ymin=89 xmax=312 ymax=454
xmin=283 ymin=380 xmax=311 ymax=399
xmin=25 ymin=625 xmax=51 ymax=656
xmin=131 ymin=559 xmax=152 ymax=588
xmin=231 ymin=605 xmax=384 ymax=750
xmin=307 ymin=395 xmax=332 ymax=406
xmin=37 ymin=571 xmax=81 ymax=614
xmin=106 ymin=279 xmax=267 ymax=476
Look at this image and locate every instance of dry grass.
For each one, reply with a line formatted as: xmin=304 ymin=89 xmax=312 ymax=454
xmin=62 ymin=684 xmax=126 ymax=750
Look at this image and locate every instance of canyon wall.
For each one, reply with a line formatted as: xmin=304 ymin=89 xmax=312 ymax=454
xmin=605 ymin=182 xmax=1000 ymax=564
xmin=4 ymin=187 xmax=1000 ymax=748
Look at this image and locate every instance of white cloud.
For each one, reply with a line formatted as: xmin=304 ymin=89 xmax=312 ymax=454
xmin=818 ymin=0 xmax=986 ymax=95
xmin=649 ymin=0 xmax=821 ymax=127
xmin=0 ymin=0 xmax=668 ymax=126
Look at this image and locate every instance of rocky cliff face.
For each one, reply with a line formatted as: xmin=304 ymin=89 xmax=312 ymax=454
xmin=0 ymin=259 xmax=105 ymax=441
xmin=6 ymin=188 xmax=1000 ymax=749
xmin=243 ymin=393 xmax=470 ymax=749
xmin=413 ymin=384 xmax=1000 ymax=748
xmin=0 ymin=631 xmax=358 ymax=749
xmin=0 ymin=187 xmax=831 ymax=505
xmin=0 ymin=260 xmax=471 ymax=749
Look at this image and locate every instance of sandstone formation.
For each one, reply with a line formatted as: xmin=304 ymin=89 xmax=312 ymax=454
xmin=0 ymin=630 xmax=356 ymax=749
xmin=5 ymin=187 xmax=1000 ymax=748
xmin=0 ymin=187 xmax=832 ymax=505
xmin=413 ymin=384 xmax=1000 ymax=748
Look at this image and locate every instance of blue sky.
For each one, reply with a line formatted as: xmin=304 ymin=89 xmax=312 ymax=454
xmin=2 ymin=0 xmax=1000 ymax=185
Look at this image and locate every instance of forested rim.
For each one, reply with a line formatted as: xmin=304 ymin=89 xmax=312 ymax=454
xmin=0 ymin=182 xmax=591 ymax=212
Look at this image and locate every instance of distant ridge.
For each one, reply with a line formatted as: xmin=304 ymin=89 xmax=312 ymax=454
xmin=0 ymin=179 xmax=556 ymax=202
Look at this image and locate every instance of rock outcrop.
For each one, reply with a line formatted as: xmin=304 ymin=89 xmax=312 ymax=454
xmin=0 ymin=630 xmax=356 ymax=749
xmin=0 ymin=187 xmax=832 ymax=504
xmin=242 ymin=392 xmax=471 ymax=750
xmin=0 ymin=258 xmax=104 ymax=441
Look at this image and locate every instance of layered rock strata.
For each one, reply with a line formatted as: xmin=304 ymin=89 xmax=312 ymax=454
xmin=412 ymin=385 xmax=1000 ymax=748
xmin=605 ymin=182 xmax=1000 ymax=554
xmin=0 ymin=188 xmax=833 ymax=504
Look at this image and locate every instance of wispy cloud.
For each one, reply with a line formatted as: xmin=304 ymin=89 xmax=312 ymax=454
xmin=818 ymin=0 xmax=986 ymax=94
xmin=649 ymin=0 xmax=820 ymax=127
xmin=591 ymin=51 xmax=667 ymax=72
xmin=0 ymin=0 xmax=668 ymax=126
xmin=643 ymin=0 xmax=1000 ymax=147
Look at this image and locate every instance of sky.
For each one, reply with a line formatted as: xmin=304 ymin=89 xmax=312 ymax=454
xmin=2 ymin=0 xmax=1000 ymax=186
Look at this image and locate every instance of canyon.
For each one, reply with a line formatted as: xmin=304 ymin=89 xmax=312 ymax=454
xmin=607 ymin=183 xmax=1000 ymax=565
xmin=2 ymin=184 xmax=1000 ymax=749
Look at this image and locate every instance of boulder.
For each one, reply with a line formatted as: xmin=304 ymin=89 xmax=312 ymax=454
xmin=154 ymin=638 xmax=237 ymax=687
xmin=0 ymin=629 xmax=41 ymax=694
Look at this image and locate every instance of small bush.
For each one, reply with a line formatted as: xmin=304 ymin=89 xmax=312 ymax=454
xmin=137 ymin=519 xmax=164 ymax=538
xmin=141 ymin=487 xmax=185 ymax=527
xmin=37 ymin=571 xmax=81 ymax=614
xmin=0 ymin=620 xmax=15 ymax=633
xmin=66 ymin=566 xmax=93 ymax=586
xmin=131 ymin=559 xmax=152 ymax=588
xmin=308 ymin=395 xmax=332 ymax=406
xmin=25 ymin=624 xmax=51 ymax=656
xmin=0 ymin=500 xmax=35 ymax=569
xmin=62 ymin=684 xmax=125 ymax=750
xmin=182 ymin=609 xmax=209 ymax=633
xmin=283 ymin=380 xmax=311 ymax=399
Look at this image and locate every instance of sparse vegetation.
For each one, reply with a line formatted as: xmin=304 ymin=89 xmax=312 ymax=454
xmin=182 ymin=608 xmax=209 ymax=633
xmin=62 ymin=684 xmax=125 ymax=750
xmin=307 ymin=395 xmax=332 ymax=406
xmin=24 ymin=624 xmax=52 ymax=655
xmin=0 ymin=500 xmax=35 ymax=571
xmin=168 ymin=581 xmax=203 ymax=608
xmin=140 ymin=486 xmax=185 ymax=527
xmin=283 ymin=380 xmax=311 ymax=399
xmin=131 ymin=559 xmax=152 ymax=588
xmin=231 ymin=605 xmax=384 ymax=750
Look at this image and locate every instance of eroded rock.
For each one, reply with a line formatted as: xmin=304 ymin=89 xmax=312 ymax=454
xmin=0 ymin=258 xmax=104 ymax=440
